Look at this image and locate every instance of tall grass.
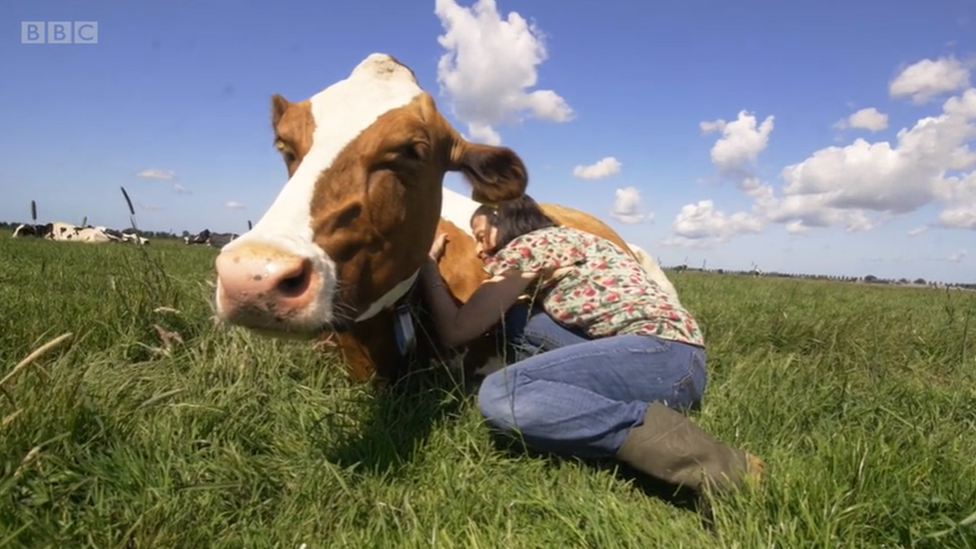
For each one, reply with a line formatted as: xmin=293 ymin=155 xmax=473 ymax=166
xmin=0 ymin=236 xmax=974 ymax=548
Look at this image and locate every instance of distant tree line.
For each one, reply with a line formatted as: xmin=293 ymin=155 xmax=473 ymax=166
xmin=665 ymin=265 xmax=976 ymax=291
xmin=4 ymin=218 xmax=972 ymax=289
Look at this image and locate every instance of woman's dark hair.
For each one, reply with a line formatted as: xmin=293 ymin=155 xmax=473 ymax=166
xmin=471 ymin=194 xmax=558 ymax=255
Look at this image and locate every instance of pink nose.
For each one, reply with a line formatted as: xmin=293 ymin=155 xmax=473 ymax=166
xmin=214 ymin=247 xmax=319 ymax=328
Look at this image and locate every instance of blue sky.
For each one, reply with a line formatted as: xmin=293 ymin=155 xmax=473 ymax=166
xmin=3 ymin=0 xmax=976 ymax=283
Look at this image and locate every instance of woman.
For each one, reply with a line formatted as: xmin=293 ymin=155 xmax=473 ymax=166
xmin=419 ymin=195 xmax=763 ymax=498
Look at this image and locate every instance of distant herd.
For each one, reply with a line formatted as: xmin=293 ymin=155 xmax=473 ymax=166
xmin=10 ymin=221 xmax=238 ymax=249
xmin=12 ymin=221 xmax=149 ymax=244
xmin=181 ymin=228 xmax=239 ymax=248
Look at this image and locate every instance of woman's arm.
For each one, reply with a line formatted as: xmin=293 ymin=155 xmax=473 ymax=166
xmin=420 ymin=258 xmax=535 ymax=348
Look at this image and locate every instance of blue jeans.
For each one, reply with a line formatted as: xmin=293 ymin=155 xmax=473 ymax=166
xmin=499 ymin=302 xmax=590 ymax=363
xmin=481 ymin=303 xmax=708 ymax=459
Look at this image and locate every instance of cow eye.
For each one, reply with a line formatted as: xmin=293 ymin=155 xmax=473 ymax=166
xmin=275 ymin=139 xmax=297 ymax=162
xmin=400 ymin=141 xmax=428 ymax=162
xmin=275 ymin=139 xmax=295 ymax=156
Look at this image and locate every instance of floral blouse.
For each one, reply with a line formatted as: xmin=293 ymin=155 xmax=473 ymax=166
xmin=483 ymin=226 xmax=704 ymax=347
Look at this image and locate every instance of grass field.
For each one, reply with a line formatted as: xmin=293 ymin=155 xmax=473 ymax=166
xmin=1 ymin=236 xmax=975 ymax=548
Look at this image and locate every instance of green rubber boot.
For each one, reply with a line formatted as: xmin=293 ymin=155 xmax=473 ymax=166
xmin=616 ymin=402 xmax=764 ymax=498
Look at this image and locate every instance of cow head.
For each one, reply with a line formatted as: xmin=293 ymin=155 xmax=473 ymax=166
xmin=214 ymin=53 xmax=528 ymax=337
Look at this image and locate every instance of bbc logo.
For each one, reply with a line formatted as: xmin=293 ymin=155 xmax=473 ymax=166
xmin=21 ymin=21 xmax=98 ymax=44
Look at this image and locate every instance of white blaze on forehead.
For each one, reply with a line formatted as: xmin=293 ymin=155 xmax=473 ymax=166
xmin=225 ymin=53 xmax=425 ymax=254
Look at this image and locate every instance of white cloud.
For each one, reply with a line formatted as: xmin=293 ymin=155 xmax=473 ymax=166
xmin=434 ymin=0 xmax=573 ymax=145
xmin=889 ymin=56 xmax=972 ymax=104
xmin=663 ymin=199 xmax=763 ymax=247
xmin=610 ymin=186 xmax=651 ymax=224
xmin=467 ymin=124 xmax=502 ymax=145
xmin=699 ymin=120 xmax=726 ymax=134
xmin=573 ymin=157 xmax=621 ymax=180
xmin=701 ymin=110 xmax=775 ymax=180
xmin=172 ymin=183 xmax=191 ymax=195
xmin=753 ymin=86 xmax=976 ymax=233
xmin=225 ymin=201 xmax=245 ymax=210
xmin=785 ymin=220 xmax=811 ymax=234
xmin=833 ymin=107 xmax=889 ymax=132
xmin=137 ymin=169 xmax=175 ymax=180
xmin=724 ymin=57 xmax=976 ymax=240
xmin=907 ymin=226 xmax=928 ymax=237
xmin=948 ymin=248 xmax=968 ymax=262
xmin=936 ymin=169 xmax=976 ymax=229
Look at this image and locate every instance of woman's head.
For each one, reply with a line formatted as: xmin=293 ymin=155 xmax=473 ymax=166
xmin=470 ymin=194 xmax=557 ymax=260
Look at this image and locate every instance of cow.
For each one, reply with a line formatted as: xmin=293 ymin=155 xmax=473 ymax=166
xmin=44 ymin=222 xmax=114 ymax=243
xmin=68 ymin=227 xmax=113 ymax=243
xmin=125 ymin=233 xmax=150 ymax=245
xmin=183 ymin=229 xmax=237 ymax=248
xmin=213 ymin=53 xmax=680 ymax=385
xmin=98 ymin=227 xmax=123 ymax=240
xmin=44 ymin=222 xmax=79 ymax=241
xmin=623 ymin=242 xmax=680 ymax=304
xmin=11 ymin=223 xmax=50 ymax=238
xmin=184 ymin=230 xmax=211 ymax=245
xmin=206 ymin=232 xmax=238 ymax=248
xmin=100 ymin=227 xmax=150 ymax=245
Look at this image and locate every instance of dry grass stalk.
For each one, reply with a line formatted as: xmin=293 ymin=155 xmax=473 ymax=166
xmin=2 ymin=409 xmax=23 ymax=428
xmin=149 ymin=324 xmax=185 ymax=357
xmin=0 ymin=333 xmax=73 ymax=389
xmin=12 ymin=445 xmax=41 ymax=481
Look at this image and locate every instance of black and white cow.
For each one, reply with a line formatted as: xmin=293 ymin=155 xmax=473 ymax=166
xmin=123 ymin=232 xmax=150 ymax=245
xmin=102 ymin=227 xmax=124 ymax=239
xmin=183 ymin=229 xmax=237 ymax=248
xmin=13 ymin=221 xmax=148 ymax=245
xmin=207 ymin=232 xmax=239 ymax=249
xmin=45 ymin=222 xmax=79 ymax=241
xmin=184 ymin=229 xmax=211 ymax=245
xmin=44 ymin=222 xmax=112 ymax=243
xmin=99 ymin=227 xmax=150 ymax=245
xmin=11 ymin=223 xmax=50 ymax=238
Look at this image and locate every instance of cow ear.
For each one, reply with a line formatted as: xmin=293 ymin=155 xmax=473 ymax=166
xmin=271 ymin=93 xmax=291 ymax=129
xmin=450 ymin=142 xmax=528 ymax=203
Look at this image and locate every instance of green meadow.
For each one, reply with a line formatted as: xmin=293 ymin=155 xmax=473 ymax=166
xmin=1 ymin=236 xmax=974 ymax=548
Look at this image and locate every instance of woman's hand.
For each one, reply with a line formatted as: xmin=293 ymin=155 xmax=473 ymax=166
xmin=429 ymin=233 xmax=449 ymax=261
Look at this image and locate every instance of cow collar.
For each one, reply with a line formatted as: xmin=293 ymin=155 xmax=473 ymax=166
xmin=353 ymin=269 xmax=420 ymax=323
xmin=352 ymin=268 xmax=422 ymax=357
xmin=390 ymin=274 xmax=422 ymax=357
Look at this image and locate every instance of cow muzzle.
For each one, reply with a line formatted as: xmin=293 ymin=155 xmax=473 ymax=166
xmin=214 ymin=242 xmax=332 ymax=333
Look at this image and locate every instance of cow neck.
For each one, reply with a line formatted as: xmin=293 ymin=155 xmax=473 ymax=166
xmin=354 ymin=268 xmax=420 ymax=322
xmin=353 ymin=268 xmax=422 ymax=357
